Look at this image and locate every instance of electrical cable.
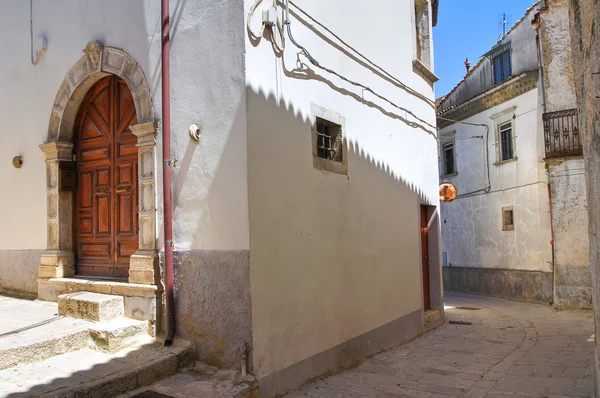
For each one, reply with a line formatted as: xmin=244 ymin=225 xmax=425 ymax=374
xmin=287 ymin=0 xmax=436 ymax=110
xmin=437 ymin=115 xmax=491 ymax=194
xmin=248 ymin=0 xmax=285 ymax=54
xmin=283 ymin=0 xmax=437 ymax=136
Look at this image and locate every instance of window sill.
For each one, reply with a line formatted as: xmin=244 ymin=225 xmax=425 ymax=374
xmin=313 ymin=157 xmax=348 ymax=175
xmin=494 ymin=157 xmax=518 ymax=166
xmin=441 ymin=172 xmax=458 ymax=179
xmin=412 ymin=59 xmax=439 ymax=84
xmin=502 ymin=226 xmax=515 ymax=231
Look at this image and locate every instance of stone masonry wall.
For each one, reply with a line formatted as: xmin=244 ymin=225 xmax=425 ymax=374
xmin=568 ymin=0 xmax=600 ymax=392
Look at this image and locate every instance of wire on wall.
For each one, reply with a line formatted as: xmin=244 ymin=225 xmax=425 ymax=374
xmin=248 ymin=0 xmax=437 ymax=137
xmin=437 ymin=115 xmax=491 ymax=197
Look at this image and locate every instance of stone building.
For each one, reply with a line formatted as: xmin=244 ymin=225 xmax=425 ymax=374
xmin=0 ymin=0 xmax=442 ymax=395
xmin=437 ymin=0 xmax=591 ymax=309
xmin=567 ymin=0 xmax=600 ymax=392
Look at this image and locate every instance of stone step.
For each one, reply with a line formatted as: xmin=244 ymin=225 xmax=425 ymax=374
xmin=89 ymin=318 xmax=152 ymax=353
xmin=0 ymin=338 xmax=194 ymax=397
xmin=121 ymin=362 xmax=258 ymax=398
xmin=0 ymin=316 xmax=91 ymax=370
xmin=58 ymin=292 xmax=125 ymax=322
xmin=0 ymin=311 xmax=150 ymax=370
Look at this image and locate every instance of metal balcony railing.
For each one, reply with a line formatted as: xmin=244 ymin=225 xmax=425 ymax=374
xmin=543 ymin=108 xmax=582 ymax=158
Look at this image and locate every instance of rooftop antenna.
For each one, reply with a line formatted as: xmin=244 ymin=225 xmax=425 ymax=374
xmin=498 ymin=13 xmax=511 ymax=38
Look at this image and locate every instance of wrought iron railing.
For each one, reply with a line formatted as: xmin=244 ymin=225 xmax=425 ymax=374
xmin=543 ymin=109 xmax=582 ymax=158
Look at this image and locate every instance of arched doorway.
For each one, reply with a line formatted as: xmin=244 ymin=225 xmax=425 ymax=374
xmin=39 ymin=42 xmax=159 ymax=287
xmin=74 ymin=75 xmax=139 ymax=279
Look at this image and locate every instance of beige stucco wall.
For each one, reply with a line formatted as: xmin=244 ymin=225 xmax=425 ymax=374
xmin=245 ymin=0 xmax=439 ymax=382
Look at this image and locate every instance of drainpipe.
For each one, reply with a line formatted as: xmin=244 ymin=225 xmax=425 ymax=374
xmin=547 ymin=166 xmax=555 ymax=303
xmin=161 ymin=0 xmax=175 ymax=346
xmin=532 ymin=9 xmax=546 ymax=114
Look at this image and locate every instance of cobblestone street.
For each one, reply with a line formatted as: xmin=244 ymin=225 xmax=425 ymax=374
xmin=285 ymin=293 xmax=595 ymax=398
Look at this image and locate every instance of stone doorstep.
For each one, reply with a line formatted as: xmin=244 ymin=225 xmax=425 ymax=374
xmin=0 ymin=338 xmax=194 ymax=398
xmin=38 ymin=277 xmax=159 ymax=302
xmin=89 ymin=318 xmax=153 ymax=353
xmin=58 ymin=292 xmax=125 ymax=322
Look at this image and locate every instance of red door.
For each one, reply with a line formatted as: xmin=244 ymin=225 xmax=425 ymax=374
xmin=74 ymin=76 xmax=139 ymax=279
xmin=421 ymin=205 xmax=431 ymax=311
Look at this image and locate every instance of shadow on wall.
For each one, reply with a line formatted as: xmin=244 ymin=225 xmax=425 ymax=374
xmin=246 ymin=86 xmax=440 ymax=394
xmin=249 ymin=2 xmax=436 ymax=138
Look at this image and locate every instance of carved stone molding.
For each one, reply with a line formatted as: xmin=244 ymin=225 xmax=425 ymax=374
xmin=39 ymin=142 xmax=75 ymax=279
xmin=40 ymin=44 xmax=158 ymax=286
xmin=129 ymin=121 xmax=160 ymax=285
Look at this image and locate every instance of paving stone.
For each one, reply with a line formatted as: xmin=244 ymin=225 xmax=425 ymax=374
xmin=281 ymin=293 xmax=594 ymax=398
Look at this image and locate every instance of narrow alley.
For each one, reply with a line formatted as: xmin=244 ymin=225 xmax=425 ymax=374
xmin=285 ymin=293 xmax=595 ymax=398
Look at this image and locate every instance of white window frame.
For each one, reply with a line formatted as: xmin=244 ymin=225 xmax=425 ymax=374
xmin=439 ymin=131 xmax=457 ymax=177
xmin=490 ymin=106 xmax=517 ymax=165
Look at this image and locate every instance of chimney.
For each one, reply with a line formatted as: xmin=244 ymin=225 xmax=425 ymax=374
xmin=465 ymin=58 xmax=471 ymax=73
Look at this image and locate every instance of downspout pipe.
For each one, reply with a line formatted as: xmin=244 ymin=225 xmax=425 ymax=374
xmin=161 ymin=0 xmax=175 ymax=346
xmin=532 ymin=9 xmax=546 ymax=114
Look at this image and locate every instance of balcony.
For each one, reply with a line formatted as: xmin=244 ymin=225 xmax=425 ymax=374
xmin=543 ymin=109 xmax=582 ymax=158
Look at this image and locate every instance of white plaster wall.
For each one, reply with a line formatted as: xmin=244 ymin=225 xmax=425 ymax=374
xmin=541 ymin=0 xmax=578 ymax=112
xmin=0 ymin=0 xmax=248 ymax=253
xmin=440 ymin=89 xmax=553 ymax=272
xmin=549 ymin=158 xmax=589 ymax=267
xmin=245 ymin=0 xmax=439 ymax=378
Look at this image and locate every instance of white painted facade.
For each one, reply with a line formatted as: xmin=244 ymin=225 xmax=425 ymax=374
xmin=439 ymin=89 xmax=552 ymax=272
xmin=0 ymin=0 xmax=442 ymax=393
xmin=437 ymin=0 xmax=590 ymax=308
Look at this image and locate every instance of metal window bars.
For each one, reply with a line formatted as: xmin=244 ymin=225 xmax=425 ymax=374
xmin=543 ymin=108 xmax=582 ymax=158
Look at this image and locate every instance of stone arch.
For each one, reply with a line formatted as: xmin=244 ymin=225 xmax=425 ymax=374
xmin=39 ymin=42 xmax=159 ymax=286
xmin=47 ymin=41 xmax=154 ymax=143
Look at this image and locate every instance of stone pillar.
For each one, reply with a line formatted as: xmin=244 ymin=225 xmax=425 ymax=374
xmin=39 ymin=142 xmax=75 ymax=279
xmin=129 ymin=121 xmax=160 ymax=285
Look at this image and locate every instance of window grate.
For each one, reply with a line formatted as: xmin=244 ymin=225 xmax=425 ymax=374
xmin=316 ymin=122 xmax=334 ymax=160
xmin=499 ymin=121 xmax=513 ymax=161
xmin=543 ymin=108 xmax=581 ymax=158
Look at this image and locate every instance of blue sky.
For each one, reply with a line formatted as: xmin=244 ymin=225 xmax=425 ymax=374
xmin=433 ymin=0 xmax=538 ymax=98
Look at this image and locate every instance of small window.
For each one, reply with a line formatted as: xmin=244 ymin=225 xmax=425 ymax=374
xmin=499 ymin=121 xmax=514 ymax=161
xmin=493 ymin=49 xmax=512 ymax=84
xmin=502 ymin=207 xmax=514 ymax=231
xmin=316 ymin=118 xmax=343 ymax=162
xmin=311 ymin=105 xmax=347 ymax=175
xmin=443 ymin=141 xmax=455 ymax=175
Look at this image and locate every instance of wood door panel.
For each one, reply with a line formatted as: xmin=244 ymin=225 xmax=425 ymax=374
xmin=74 ymin=75 xmax=139 ymax=279
xmin=80 ymin=243 xmax=111 ymax=258
xmin=96 ymin=195 xmax=111 ymax=235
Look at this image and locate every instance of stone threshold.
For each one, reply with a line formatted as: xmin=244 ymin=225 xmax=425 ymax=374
xmin=38 ymin=277 xmax=160 ymax=302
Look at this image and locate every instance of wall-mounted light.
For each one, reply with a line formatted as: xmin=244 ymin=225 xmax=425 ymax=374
xmin=189 ymin=123 xmax=200 ymax=141
xmin=12 ymin=156 xmax=23 ymax=169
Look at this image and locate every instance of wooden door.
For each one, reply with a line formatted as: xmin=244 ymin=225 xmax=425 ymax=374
xmin=420 ymin=205 xmax=431 ymax=311
xmin=74 ymin=76 xmax=139 ymax=279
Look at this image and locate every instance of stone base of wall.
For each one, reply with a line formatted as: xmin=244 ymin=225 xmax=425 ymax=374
xmin=554 ymin=265 xmax=592 ymax=309
xmin=258 ymin=309 xmax=425 ymax=398
xmin=443 ymin=266 xmax=553 ymax=303
xmin=0 ymin=250 xmax=43 ymax=296
xmin=173 ymin=250 xmax=252 ymax=370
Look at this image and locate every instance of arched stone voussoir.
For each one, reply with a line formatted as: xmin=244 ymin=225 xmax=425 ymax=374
xmin=46 ymin=41 xmax=155 ymax=143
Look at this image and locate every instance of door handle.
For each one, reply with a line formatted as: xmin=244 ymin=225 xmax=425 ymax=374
xmin=115 ymin=186 xmax=131 ymax=193
xmin=94 ymin=188 xmax=109 ymax=196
